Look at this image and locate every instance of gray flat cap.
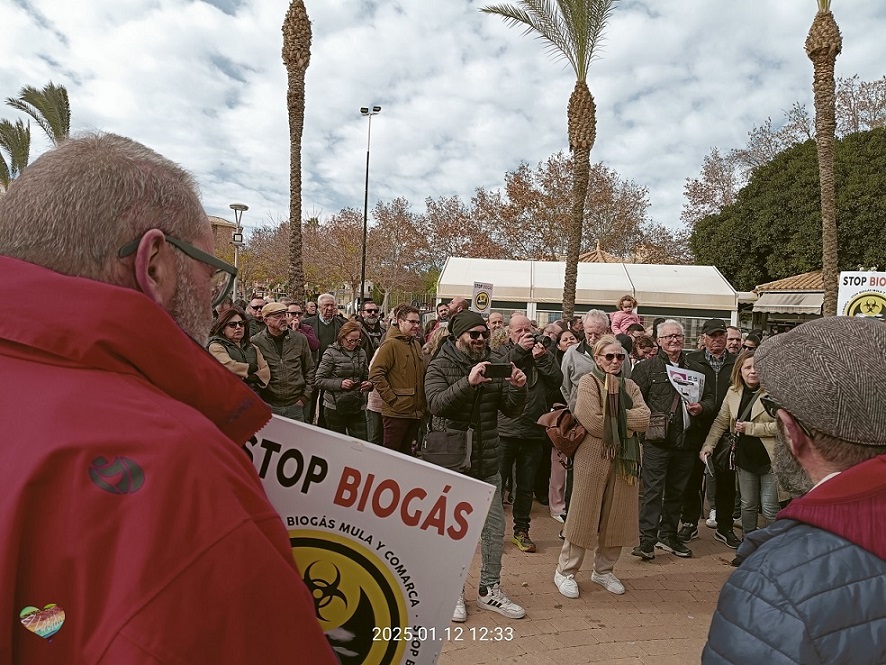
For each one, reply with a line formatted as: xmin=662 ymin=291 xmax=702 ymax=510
xmin=755 ymin=316 xmax=886 ymax=446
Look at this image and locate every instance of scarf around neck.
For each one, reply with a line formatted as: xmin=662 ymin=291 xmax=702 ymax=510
xmin=590 ymin=365 xmax=640 ymax=484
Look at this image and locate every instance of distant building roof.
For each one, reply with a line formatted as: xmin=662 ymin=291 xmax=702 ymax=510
xmin=578 ymin=240 xmax=622 ymax=263
xmin=209 ymin=215 xmax=237 ymax=228
xmin=755 ymin=270 xmax=823 ymax=293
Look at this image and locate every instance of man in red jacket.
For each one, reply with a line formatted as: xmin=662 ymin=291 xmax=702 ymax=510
xmin=0 ymin=133 xmax=336 ymax=664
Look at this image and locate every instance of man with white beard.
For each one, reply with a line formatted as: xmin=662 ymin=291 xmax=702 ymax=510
xmin=703 ymin=316 xmax=886 ymax=665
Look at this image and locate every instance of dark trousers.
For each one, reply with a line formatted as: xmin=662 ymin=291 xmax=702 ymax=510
xmin=382 ymin=416 xmax=419 ymax=456
xmin=714 ymin=467 xmax=738 ymax=533
xmin=680 ymin=457 xmax=706 ymax=525
xmin=366 ymin=409 xmax=383 ymax=445
xmin=325 ymin=408 xmax=368 ymax=441
xmin=499 ymin=436 xmax=544 ymax=534
xmin=534 ymin=438 xmax=553 ymax=502
xmin=639 ymin=443 xmax=696 ymax=543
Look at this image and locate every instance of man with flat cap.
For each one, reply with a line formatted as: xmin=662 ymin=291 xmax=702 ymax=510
xmin=703 ymin=316 xmax=886 ymax=665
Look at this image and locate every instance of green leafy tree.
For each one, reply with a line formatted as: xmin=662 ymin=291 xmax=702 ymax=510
xmin=481 ymin=0 xmax=618 ymax=319
xmin=0 ymin=119 xmax=31 ymax=191
xmin=5 ymin=82 xmax=70 ymax=146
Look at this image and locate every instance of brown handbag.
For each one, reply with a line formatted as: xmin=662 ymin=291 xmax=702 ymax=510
xmin=537 ymin=404 xmax=586 ymax=460
xmin=644 ymin=393 xmax=680 ymax=443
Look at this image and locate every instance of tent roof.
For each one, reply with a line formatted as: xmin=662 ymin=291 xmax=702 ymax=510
xmin=753 ymin=292 xmax=823 ymax=315
xmin=437 ymin=257 xmax=737 ymax=311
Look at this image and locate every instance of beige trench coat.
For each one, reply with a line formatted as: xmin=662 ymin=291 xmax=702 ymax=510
xmin=563 ymin=373 xmax=651 ymax=550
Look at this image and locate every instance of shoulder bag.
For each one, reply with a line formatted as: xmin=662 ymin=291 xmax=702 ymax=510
xmin=420 ymin=390 xmax=482 ymax=473
xmin=644 ymin=392 xmax=680 ymax=443
xmin=712 ymin=392 xmax=760 ymax=473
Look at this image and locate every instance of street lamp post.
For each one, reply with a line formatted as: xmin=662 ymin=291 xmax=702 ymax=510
xmin=230 ymin=203 xmax=248 ymax=301
xmin=359 ymin=105 xmax=381 ymax=308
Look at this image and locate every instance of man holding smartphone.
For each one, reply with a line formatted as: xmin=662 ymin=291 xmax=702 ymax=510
xmin=425 ymin=310 xmax=528 ymax=623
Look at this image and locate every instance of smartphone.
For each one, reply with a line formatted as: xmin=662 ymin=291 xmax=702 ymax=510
xmin=484 ymin=363 xmax=512 ymax=379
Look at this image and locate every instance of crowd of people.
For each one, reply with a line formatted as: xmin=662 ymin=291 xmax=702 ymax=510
xmin=3 ymin=134 xmax=884 ymax=664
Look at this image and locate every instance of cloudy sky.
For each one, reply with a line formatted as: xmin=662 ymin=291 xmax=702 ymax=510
xmin=2 ymin=0 xmax=884 ymax=234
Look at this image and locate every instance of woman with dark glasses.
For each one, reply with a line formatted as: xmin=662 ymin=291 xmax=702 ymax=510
xmin=207 ymin=307 xmax=270 ymax=392
xmin=554 ymin=335 xmax=650 ymax=600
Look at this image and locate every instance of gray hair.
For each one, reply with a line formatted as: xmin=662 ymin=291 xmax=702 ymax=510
xmin=583 ymin=309 xmax=610 ymax=328
xmin=0 ymin=132 xmax=205 ymax=284
xmin=658 ymin=319 xmax=685 ymax=335
xmin=317 ymin=293 xmax=336 ymax=306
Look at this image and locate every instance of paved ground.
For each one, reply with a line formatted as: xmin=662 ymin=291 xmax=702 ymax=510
xmin=439 ymin=500 xmax=735 ymax=664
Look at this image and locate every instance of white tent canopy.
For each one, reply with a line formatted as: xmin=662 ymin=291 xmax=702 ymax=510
xmin=437 ymin=257 xmax=738 ymax=312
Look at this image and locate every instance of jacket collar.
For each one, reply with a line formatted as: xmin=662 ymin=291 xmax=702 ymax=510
xmin=0 ymin=256 xmax=270 ymax=443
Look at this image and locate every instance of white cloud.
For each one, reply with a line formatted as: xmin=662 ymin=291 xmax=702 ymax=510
xmin=1 ymin=0 xmax=883 ymax=233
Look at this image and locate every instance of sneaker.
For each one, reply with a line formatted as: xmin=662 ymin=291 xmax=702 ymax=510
xmin=452 ymin=592 xmax=466 ymax=622
xmin=733 ymin=517 xmax=743 ymax=530
xmin=554 ymin=571 xmax=580 ymax=598
xmin=656 ymin=536 xmax=693 ymax=558
xmin=591 ymin=571 xmax=625 ymax=595
xmin=558 ymin=529 xmax=565 ymax=540
xmin=677 ymin=523 xmax=699 ymax=542
xmin=476 ymin=584 xmax=526 ymax=618
xmin=705 ymin=509 xmax=717 ymax=529
xmin=504 ymin=493 xmax=515 ymax=505
xmin=630 ymin=541 xmax=655 ymax=560
xmin=714 ymin=530 xmax=742 ymax=549
xmin=551 ymin=512 xmax=566 ymax=524
xmin=512 ymin=531 xmax=537 ymax=553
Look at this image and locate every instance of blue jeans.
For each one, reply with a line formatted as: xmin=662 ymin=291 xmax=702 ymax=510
xmin=737 ymin=468 xmax=779 ymax=533
xmin=479 ymin=472 xmax=505 ymax=589
xmin=269 ymin=402 xmax=304 ymax=422
xmin=499 ymin=436 xmax=544 ymax=534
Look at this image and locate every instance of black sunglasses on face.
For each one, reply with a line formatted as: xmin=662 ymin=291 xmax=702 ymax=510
xmin=118 ymin=233 xmax=237 ymax=309
xmin=226 ymin=321 xmax=246 ymax=328
xmin=599 ymin=352 xmax=626 ymax=361
xmin=467 ymin=330 xmax=490 ymax=340
xmin=364 ymin=308 xmax=379 ymax=314
xmin=287 ymin=311 xmax=302 ymax=316
xmin=743 ymin=345 xmax=757 ymax=350
xmin=760 ymin=394 xmax=813 ymax=438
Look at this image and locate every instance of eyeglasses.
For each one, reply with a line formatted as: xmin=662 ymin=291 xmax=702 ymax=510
xmin=344 ymin=336 xmax=361 ymax=344
xmin=598 ymin=352 xmax=626 ymax=362
xmin=760 ymin=394 xmax=813 ymax=438
xmin=658 ymin=334 xmax=684 ymax=341
xmin=363 ymin=308 xmax=379 ymax=314
xmin=226 ymin=321 xmax=246 ymax=329
xmin=118 ymin=233 xmax=237 ymax=309
xmin=249 ymin=305 xmax=263 ymax=311
xmin=467 ymin=330 xmax=490 ymax=340
xmin=287 ymin=311 xmax=302 ymax=317
xmin=401 ymin=318 xmax=421 ymax=325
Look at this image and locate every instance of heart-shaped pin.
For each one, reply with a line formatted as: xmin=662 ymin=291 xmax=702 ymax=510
xmin=20 ymin=604 xmax=65 ymax=640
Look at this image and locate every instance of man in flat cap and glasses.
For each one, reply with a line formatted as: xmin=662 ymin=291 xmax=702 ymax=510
xmin=703 ymin=316 xmax=886 ymax=665
xmin=0 ymin=134 xmax=334 ymax=662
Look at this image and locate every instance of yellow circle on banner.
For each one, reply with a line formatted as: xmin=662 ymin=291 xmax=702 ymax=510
xmin=844 ymin=291 xmax=886 ymax=319
xmin=475 ymin=291 xmax=490 ymax=310
xmin=289 ymin=529 xmax=408 ymax=665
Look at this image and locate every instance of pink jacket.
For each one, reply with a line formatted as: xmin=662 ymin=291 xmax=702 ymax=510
xmin=0 ymin=256 xmax=335 ymax=664
xmin=610 ymin=310 xmax=642 ymax=335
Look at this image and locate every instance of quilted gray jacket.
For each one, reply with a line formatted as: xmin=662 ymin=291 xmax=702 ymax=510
xmin=703 ymin=519 xmax=886 ymax=664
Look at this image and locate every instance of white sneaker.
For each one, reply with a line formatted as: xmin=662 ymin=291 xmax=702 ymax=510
xmin=705 ymin=509 xmax=717 ymax=529
xmin=551 ymin=512 xmax=566 ymax=523
xmin=452 ymin=592 xmax=466 ymax=622
xmin=591 ymin=571 xmax=625 ymax=595
xmin=554 ymin=571 xmax=580 ymax=599
xmin=476 ymin=584 xmax=526 ymax=618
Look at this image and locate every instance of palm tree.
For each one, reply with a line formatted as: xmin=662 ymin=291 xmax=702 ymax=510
xmin=0 ymin=119 xmax=31 ymax=192
xmin=805 ymin=0 xmax=842 ymax=317
xmin=282 ymin=1 xmax=312 ymax=300
xmin=5 ymin=82 xmax=70 ymax=146
xmin=481 ymin=0 xmax=617 ymax=319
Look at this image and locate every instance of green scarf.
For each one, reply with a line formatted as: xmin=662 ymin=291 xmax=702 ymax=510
xmin=590 ymin=365 xmax=641 ymax=484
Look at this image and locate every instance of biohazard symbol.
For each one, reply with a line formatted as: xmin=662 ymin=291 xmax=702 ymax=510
xmin=475 ymin=291 xmax=490 ymax=311
xmin=844 ymin=291 xmax=886 ymax=319
xmin=304 ymin=561 xmax=348 ymax=622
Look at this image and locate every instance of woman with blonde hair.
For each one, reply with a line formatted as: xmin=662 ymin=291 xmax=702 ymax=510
xmin=421 ymin=325 xmax=450 ymax=368
xmin=553 ymin=335 xmax=650 ymax=599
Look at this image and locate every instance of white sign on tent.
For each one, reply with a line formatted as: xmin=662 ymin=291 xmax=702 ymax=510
xmin=246 ymin=416 xmax=495 ymax=665
xmin=471 ymin=281 xmax=494 ymax=316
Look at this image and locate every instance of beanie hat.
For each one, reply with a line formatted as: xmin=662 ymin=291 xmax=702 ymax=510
xmin=755 ymin=316 xmax=886 ymax=446
xmin=449 ymin=310 xmax=487 ymax=340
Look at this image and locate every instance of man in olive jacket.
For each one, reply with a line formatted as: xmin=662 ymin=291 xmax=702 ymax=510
xmin=425 ymin=310 xmax=528 ymax=624
xmin=368 ymin=304 xmax=426 ymax=455
xmin=252 ymin=303 xmax=315 ymax=422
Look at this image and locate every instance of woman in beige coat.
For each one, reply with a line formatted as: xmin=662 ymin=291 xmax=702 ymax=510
xmin=554 ymin=335 xmax=650 ymax=599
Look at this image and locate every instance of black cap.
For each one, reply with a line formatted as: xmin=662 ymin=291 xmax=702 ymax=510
xmin=701 ymin=318 xmax=728 ymax=335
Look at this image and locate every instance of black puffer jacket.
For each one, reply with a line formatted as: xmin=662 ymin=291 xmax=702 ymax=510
xmin=630 ymin=349 xmax=715 ymax=449
xmin=685 ymin=349 xmax=736 ymax=437
xmin=494 ymin=342 xmax=562 ymax=440
xmin=425 ymin=340 xmax=528 ymax=479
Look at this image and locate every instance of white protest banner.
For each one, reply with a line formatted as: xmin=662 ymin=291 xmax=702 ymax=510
xmin=838 ymin=271 xmax=886 ymax=320
xmin=246 ymin=416 xmax=494 ymax=665
xmin=471 ymin=282 xmax=494 ymax=316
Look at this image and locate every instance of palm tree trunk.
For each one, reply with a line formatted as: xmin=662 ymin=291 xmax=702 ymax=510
xmin=806 ymin=9 xmax=842 ymax=316
xmin=283 ymin=1 xmax=312 ymax=301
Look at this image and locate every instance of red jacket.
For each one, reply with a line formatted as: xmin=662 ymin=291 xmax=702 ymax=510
xmin=0 ymin=256 xmax=336 ymax=664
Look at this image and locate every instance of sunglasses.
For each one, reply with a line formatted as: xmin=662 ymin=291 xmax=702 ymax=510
xmin=118 ymin=233 xmax=237 ymax=309
xmin=287 ymin=311 xmax=302 ymax=316
xmin=598 ymin=352 xmax=626 ymax=361
xmin=760 ymin=394 xmax=813 ymax=438
xmin=226 ymin=321 xmax=246 ymax=329
xmin=363 ymin=308 xmax=379 ymax=314
xmin=249 ymin=305 xmax=263 ymax=311
xmin=742 ymin=345 xmax=757 ymax=350
xmin=467 ymin=330 xmax=490 ymax=340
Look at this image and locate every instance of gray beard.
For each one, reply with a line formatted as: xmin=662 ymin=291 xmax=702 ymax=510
xmin=169 ymin=252 xmax=211 ymax=347
xmin=773 ymin=420 xmax=814 ymax=496
xmin=456 ymin=338 xmax=485 ymax=362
